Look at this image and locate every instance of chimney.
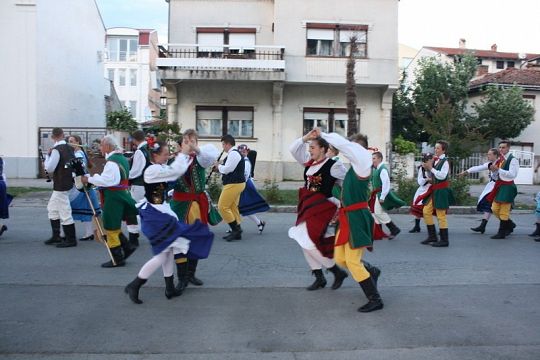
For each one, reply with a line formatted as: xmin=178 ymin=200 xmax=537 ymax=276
xmin=491 ymin=43 xmax=498 ymax=52
xmin=459 ymin=38 xmax=466 ymax=49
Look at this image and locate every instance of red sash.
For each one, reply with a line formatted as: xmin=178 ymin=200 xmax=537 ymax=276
xmin=368 ymin=188 xmax=381 ymax=212
xmin=98 ymin=179 xmax=130 ymax=206
xmin=172 ymin=191 xmax=210 ymax=224
xmin=414 ymin=180 xmax=449 ymax=206
xmin=335 ymin=201 xmax=369 ymax=246
xmin=486 ymin=179 xmax=514 ymax=203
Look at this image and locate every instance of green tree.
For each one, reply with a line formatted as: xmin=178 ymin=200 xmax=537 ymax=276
xmin=472 ymin=85 xmax=534 ymax=140
xmin=106 ymin=108 xmax=138 ymax=133
xmin=345 ymin=35 xmax=359 ymax=136
xmin=391 ymin=71 xmax=424 ymax=142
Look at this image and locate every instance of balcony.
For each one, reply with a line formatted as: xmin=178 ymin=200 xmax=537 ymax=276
xmin=157 ymin=44 xmax=286 ymax=82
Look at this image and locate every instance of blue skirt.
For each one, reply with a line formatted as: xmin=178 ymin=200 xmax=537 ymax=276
xmin=71 ymin=188 xmax=101 ymax=222
xmin=0 ymin=181 xmax=12 ymax=219
xmin=239 ymin=179 xmax=270 ymax=216
xmin=476 ymin=195 xmax=492 ymax=213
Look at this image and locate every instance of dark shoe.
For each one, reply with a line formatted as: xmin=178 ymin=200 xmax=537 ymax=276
xmin=491 ymin=220 xmax=508 ymax=239
xmin=327 ymin=265 xmax=348 ymax=290
xmin=420 ymin=224 xmax=438 ymax=245
xmin=506 ymin=219 xmax=516 ymax=235
xmin=57 ymin=224 xmax=77 ymax=248
xmin=175 ymin=261 xmax=189 ymax=294
xmin=362 ymin=261 xmax=381 ymax=287
xmin=124 ymin=277 xmax=147 ymax=304
xmin=258 ymin=220 xmax=266 ymax=234
xmin=79 ymin=234 xmax=94 ymax=241
xmin=358 ymin=277 xmax=384 ymax=313
xmin=386 ymin=221 xmax=401 ymax=239
xmin=535 ymin=237 xmax=540 ymax=242
xmin=408 ymin=219 xmax=421 ymax=233
xmin=529 ymin=223 xmax=540 ymax=237
xmin=44 ymin=219 xmax=62 ymax=245
xmin=306 ymin=269 xmax=327 ymax=291
xmin=432 ymin=228 xmax=449 ymax=247
xmin=0 ymin=225 xmax=7 ymax=237
xmin=119 ymin=233 xmax=136 ymax=260
xmin=188 ymin=259 xmax=204 ymax=286
xmin=164 ymin=276 xmax=182 ymax=299
xmin=223 ymin=222 xmax=242 ymax=241
xmin=129 ymin=232 xmax=140 ymax=247
xmin=101 ymin=246 xmax=125 ymax=268
xmin=471 ymin=219 xmax=488 ymax=234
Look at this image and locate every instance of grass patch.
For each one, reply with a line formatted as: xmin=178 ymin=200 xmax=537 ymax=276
xmin=261 ymin=189 xmax=298 ymax=205
xmin=7 ymin=187 xmax=49 ymax=197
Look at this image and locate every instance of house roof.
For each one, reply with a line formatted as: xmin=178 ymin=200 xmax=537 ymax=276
xmin=425 ymin=46 xmax=540 ymax=61
xmin=469 ymin=68 xmax=540 ymax=89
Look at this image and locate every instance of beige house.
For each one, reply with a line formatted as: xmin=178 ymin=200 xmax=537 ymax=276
xmin=158 ymin=0 xmax=399 ymax=180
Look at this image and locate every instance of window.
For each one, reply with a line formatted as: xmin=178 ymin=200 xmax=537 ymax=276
xmin=107 ymin=36 xmax=138 ymax=62
xmin=507 ymin=61 xmax=515 ymax=68
xmin=197 ymin=28 xmax=256 ymax=58
xmin=496 ymin=60 xmax=505 ymax=69
xmin=118 ymin=69 xmax=126 ymax=86
xmin=306 ymin=24 xmax=368 ymax=58
xmin=303 ymin=108 xmax=357 ymax=137
xmin=196 ymin=106 xmax=254 ymax=138
xmin=128 ymin=101 xmax=137 ymax=118
xmin=107 ymin=69 xmax=115 ymax=81
xmin=130 ymin=69 xmax=137 ymax=86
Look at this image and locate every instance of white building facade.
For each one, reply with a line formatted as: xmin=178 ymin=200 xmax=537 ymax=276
xmin=0 ymin=0 xmax=106 ymax=178
xmin=104 ymin=28 xmax=162 ymax=124
xmin=158 ymin=0 xmax=399 ymax=180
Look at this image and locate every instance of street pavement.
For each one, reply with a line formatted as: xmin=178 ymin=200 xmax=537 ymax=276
xmin=0 ymin=199 xmax=539 ymax=359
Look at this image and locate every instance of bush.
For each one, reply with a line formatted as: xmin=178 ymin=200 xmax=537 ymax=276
xmin=393 ymin=135 xmax=417 ymax=155
xmin=450 ymin=176 xmax=474 ymax=206
xmin=106 ymin=108 xmax=138 ymax=133
xmin=262 ymin=180 xmax=282 ymax=203
xmin=395 ymin=175 xmax=416 ymax=205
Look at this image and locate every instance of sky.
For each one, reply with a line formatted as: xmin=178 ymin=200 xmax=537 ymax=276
xmin=95 ymin=0 xmax=540 ymax=54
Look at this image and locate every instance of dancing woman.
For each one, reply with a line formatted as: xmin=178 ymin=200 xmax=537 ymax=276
xmin=288 ymin=129 xmax=348 ymax=291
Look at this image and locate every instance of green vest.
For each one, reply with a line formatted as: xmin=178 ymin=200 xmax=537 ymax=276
xmin=340 ymin=168 xmax=373 ymax=248
xmin=424 ymin=157 xmax=455 ymax=209
xmin=170 ymin=158 xmax=206 ymax=222
xmin=371 ymin=164 xmax=406 ymax=211
xmin=494 ymin=153 xmax=518 ymax=203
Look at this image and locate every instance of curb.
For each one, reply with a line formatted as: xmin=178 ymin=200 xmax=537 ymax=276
xmin=268 ymin=205 xmax=533 ymax=215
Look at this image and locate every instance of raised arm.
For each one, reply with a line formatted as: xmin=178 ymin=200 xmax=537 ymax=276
xmin=320 ymin=132 xmax=371 ymax=178
xmin=196 ymin=144 xmax=221 ymax=169
xmin=144 ymin=154 xmax=190 ymax=184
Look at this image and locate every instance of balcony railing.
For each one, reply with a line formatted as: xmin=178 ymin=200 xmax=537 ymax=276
xmin=157 ymin=44 xmax=285 ymax=71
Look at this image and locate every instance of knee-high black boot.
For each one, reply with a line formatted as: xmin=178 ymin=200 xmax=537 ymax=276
xmin=223 ymin=221 xmax=242 ymax=241
xmin=119 ymin=233 xmax=136 ymax=260
xmin=432 ymin=228 xmax=449 ymax=247
xmin=124 ymin=277 xmax=147 ymax=304
xmin=188 ymin=259 xmax=204 ymax=286
xmin=491 ymin=220 xmax=508 ymax=239
xmin=420 ymin=224 xmax=438 ymax=245
xmin=409 ymin=218 xmax=421 ymax=233
xmin=358 ymin=277 xmax=384 ymax=313
xmin=164 ymin=276 xmax=182 ymax=299
xmin=175 ymin=261 xmax=189 ymax=294
xmin=129 ymin=232 xmax=140 ymax=247
xmin=386 ymin=221 xmax=401 ymax=239
xmin=327 ymin=265 xmax=348 ymax=290
xmin=506 ymin=219 xmax=516 ymax=235
xmin=362 ymin=261 xmax=381 ymax=287
xmin=529 ymin=223 xmax=540 ymax=237
xmin=471 ymin=219 xmax=488 ymax=234
xmin=57 ymin=223 xmax=77 ymax=248
xmin=306 ymin=269 xmax=326 ymax=290
xmin=101 ymin=246 xmax=125 ymax=268
xmin=44 ymin=219 xmax=62 ymax=245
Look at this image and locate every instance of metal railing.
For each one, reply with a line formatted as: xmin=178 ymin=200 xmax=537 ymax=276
xmin=158 ymin=44 xmax=285 ymax=61
xmin=414 ymin=153 xmax=486 ymax=179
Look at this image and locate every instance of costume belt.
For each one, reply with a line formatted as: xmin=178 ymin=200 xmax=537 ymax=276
xmin=172 ymin=191 xmax=209 ymax=224
xmin=486 ymin=179 xmax=514 ymax=203
xmin=335 ymin=201 xmax=369 ymax=246
xmin=414 ymin=180 xmax=449 ymax=206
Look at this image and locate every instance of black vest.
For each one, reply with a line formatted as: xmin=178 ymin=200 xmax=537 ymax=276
xmin=222 ymin=149 xmax=245 ymax=185
xmin=131 ymin=145 xmax=152 ymax=186
xmin=144 ymin=181 xmax=167 ymax=205
xmin=53 ymin=144 xmax=75 ymax=191
xmin=303 ymin=158 xmax=337 ymax=198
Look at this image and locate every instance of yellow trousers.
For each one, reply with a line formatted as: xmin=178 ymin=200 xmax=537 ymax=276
xmin=492 ymin=202 xmax=511 ymax=221
xmin=423 ymin=199 xmax=448 ymax=229
xmin=334 ymin=229 xmax=370 ymax=282
xmin=105 ymin=229 xmax=121 ymax=248
xmin=218 ymin=183 xmax=245 ymax=224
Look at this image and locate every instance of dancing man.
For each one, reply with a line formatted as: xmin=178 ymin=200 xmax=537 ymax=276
xmin=409 ymin=155 xmax=432 ymax=233
xmin=288 ymin=129 xmax=349 ymax=291
xmin=127 ymin=129 xmax=149 ymax=247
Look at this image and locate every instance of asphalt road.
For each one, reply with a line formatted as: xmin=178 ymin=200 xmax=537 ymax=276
xmin=0 ymin=207 xmax=539 ymax=359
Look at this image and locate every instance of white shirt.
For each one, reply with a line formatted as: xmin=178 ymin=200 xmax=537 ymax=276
xmin=88 ymin=151 xmax=123 ymax=187
xmin=430 ymin=154 xmax=449 ymax=180
xmin=497 ymin=153 xmax=519 ymax=181
xmin=218 ymin=147 xmax=242 ymax=175
xmin=467 ymin=162 xmax=499 ymax=181
xmin=319 ymin=132 xmax=371 ymax=178
xmin=243 ymin=157 xmax=252 ymax=181
xmin=289 ymin=137 xmax=347 ymax=181
xmin=144 ymin=153 xmax=190 ymax=184
xmin=193 ymin=144 xmax=221 ymax=169
xmin=129 ymin=141 xmax=148 ymax=180
xmin=376 ymin=162 xmax=390 ymax=201
xmin=44 ymin=140 xmax=67 ymax=174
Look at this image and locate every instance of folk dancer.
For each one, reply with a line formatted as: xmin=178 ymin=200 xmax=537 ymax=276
xmin=169 ymin=129 xmax=221 ymax=292
xmin=370 ymin=151 xmax=405 ymax=239
xmin=457 ymin=148 xmax=500 ymax=234
xmin=488 ymin=140 xmax=519 ymax=239
xmin=237 ymin=144 xmax=269 ymax=234
xmin=124 ymin=140 xmax=214 ymax=304
xmin=82 ymin=135 xmax=138 ymax=267
xmin=409 ymin=155 xmax=432 ymax=233
xmin=126 ymin=129 xmax=149 ymax=247
xmin=43 ymin=127 xmax=78 ymax=248
xmin=288 ymin=130 xmax=349 ymax=291
xmin=420 ymin=140 xmax=455 ymax=247
xmin=214 ymin=134 xmax=246 ymax=242
xmin=67 ymin=135 xmax=101 ymax=241
xmin=319 ymin=130 xmax=383 ymax=312
xmin=0 ymin=156 xmax=12 ymax=238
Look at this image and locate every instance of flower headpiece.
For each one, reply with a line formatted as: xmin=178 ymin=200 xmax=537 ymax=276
xmin=146 ymin=135 xmax=160 ymax=152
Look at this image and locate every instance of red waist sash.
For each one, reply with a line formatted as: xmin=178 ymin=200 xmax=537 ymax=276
xmin=336 ymin=201 xmax=369 ymax=246
xmin=368 ymin=188 xmax=381 ymax=212
xmin=486 ymin=179 xmax=514 ymax=203
xmin=414 ymin=180 xmax=448 ymax=206
xmin=172 ymin=191 xmax=209 ymax=224
xmin=106 ymin=179 xmax=130 ymax=191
